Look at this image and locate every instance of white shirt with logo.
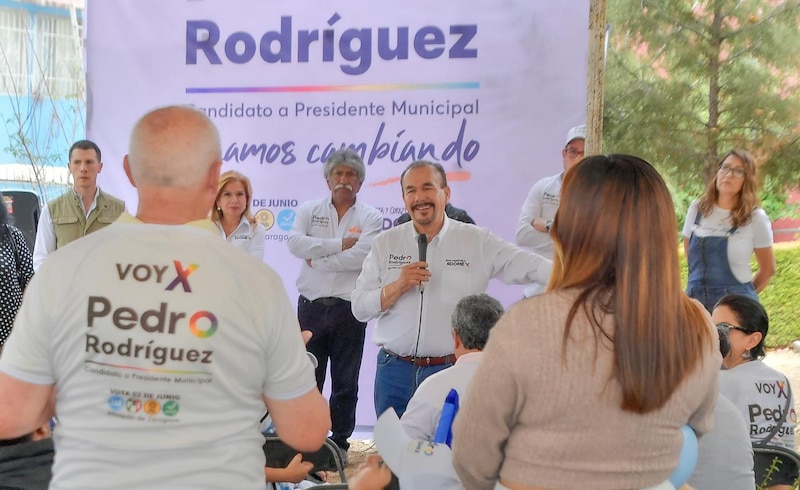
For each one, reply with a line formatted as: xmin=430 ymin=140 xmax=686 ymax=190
xmin=0 ymin=213 xmax=316 ymax=489
xmin=352 ymin=217 xmax=552 ymax=356
xmin=215 ymin=216 xmax=266 ymax=260
xmin=515 ymin=172 xmax=562 ymax=297
xmin=401 ymin=351 xmax=483 ymax=441
xmin=515 ymin=172 xmax=562 ymax=258
xmin=720 ymin=360 xmax=796 ymax=449
xmin=287 ymin=197 xmax=383 ymax=301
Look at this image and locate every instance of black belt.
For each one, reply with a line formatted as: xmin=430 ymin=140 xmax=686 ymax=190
xmin=384 ymin=349 xmax=455 ymax=367
xmin=300 ymin=295 xmax=347 ymax=307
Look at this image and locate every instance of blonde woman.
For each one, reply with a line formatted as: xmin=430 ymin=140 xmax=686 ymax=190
xmin=211 ymin=170 xmax=265 ymax=259
xmin=682 ymin=149 xmax=775 ymax=312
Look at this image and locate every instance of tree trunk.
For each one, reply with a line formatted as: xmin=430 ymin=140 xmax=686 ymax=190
xmin=586 ymin=0 xmax=607 ymax=156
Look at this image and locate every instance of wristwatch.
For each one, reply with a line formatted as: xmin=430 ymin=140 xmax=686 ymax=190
xmin=544 ymin=219 xmax=553 ymax=232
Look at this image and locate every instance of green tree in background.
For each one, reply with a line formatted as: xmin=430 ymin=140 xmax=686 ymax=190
xmin=604 ymin=0 xmax=800 ymax=221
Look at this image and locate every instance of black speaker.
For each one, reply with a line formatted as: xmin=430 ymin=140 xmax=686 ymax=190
xmin=2 ymin=190 xmax=40 ymax=252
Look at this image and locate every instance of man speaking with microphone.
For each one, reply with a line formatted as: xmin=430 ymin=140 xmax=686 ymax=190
xmin=352 ymin=161 xmax=553 ymax=417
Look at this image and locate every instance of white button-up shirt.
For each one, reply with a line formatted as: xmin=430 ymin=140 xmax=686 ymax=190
xmin=215 ymin=216 xmax=265 ymax=260
xmin=352 ymin=217 xmax=552 ymax=356
xmin=401 ymin=351 xmax=484 ymax=441
xmin=33 ymin=187 xmax=101 ymax=271
xmin=287 ymin=197 xmax=383 ymax=301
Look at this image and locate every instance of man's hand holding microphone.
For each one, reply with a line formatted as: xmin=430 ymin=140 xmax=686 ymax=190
xmin=379 ymin=234 xmax=429 ymax=311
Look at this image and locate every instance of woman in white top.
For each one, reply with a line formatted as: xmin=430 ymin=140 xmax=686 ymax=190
xmin=211 ymin=170 xmax=266 ymax=260
xmin=682 ymin=149 xmax=775 ymax=312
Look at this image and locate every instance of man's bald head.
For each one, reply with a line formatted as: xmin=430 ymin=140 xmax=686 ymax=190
xmin=127 ymin=105 xmax=221 ymax=188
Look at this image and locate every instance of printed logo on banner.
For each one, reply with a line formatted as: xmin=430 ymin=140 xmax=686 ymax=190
xmin=185 ymin=15 xmax=478 ymax=76
xmin=277 ymin=209 xmax=296 ymax=231
xmin=255 ymin=209 xmax=275 ymax=230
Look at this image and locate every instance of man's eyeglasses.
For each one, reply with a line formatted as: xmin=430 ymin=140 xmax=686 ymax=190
xmin=565 ymin=148 xmax=584 ymax=159
xmin=716 ymin=322 xmax=752 ymax=334
xmin=718 ymin=164 xmax=746 ymax=178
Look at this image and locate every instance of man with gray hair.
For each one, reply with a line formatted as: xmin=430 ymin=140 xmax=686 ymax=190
xmin=0 ymin=105 xmax=330 ymax=489
xmin=287 ymin=148 xmax=383 ymax=463
xmin=400 ymin=293 xmax=504 ymax=441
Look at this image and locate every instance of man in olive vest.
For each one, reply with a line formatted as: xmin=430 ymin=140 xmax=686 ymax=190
xmin=32 ymin=140 xmax=125 ymax=271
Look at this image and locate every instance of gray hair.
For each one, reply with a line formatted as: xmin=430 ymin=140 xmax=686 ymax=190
xmin=324 ymin=148 xmax=365 ymax=182
xmin=451 ymin=293 xmax=504 ymax=350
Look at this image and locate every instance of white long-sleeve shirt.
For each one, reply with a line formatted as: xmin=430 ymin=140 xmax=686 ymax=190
xmin=32 ymin=188 xmax=101 ymax=271
xmin=287 ymin=197 xmax=383 ymax=301
xmin=352 ymin=217 xmax=552 ymax=356
xmin=401 ymin=351 xmax=483 ymax=441
xmin=515 ymin=172 xmax=562 ymax=258
xmin=215 ymin=216 xmax=266 ymax=260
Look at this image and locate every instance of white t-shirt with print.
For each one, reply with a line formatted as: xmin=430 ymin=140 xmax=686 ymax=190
xmin=682 ymin=201 xmax=773 ymax=283
xmin=720 ymin=360 xmax=795 ymax=449
xmin=0 ymin=215 xmax=316 ymax=490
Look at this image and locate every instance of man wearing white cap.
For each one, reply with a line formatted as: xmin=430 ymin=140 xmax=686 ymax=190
xmin=515 ymin=124 xmax=586 ymax=297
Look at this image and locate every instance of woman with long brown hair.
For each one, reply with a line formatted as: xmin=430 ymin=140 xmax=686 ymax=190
xmin=452 ymin=155 xmax=720 ymax=490
xmin=682 ymin=149 xmax=775 ymax=312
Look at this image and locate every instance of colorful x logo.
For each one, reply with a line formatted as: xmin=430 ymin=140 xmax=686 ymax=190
xmin=165 ymin=261 xmax=198 ymax=292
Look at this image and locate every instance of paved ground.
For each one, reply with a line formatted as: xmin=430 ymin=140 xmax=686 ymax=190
xmin=333 ymin=347 xmax=800 ymax=482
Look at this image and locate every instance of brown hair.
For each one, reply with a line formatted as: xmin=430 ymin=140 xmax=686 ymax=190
xmin=697 ymin=149 xmax=760 ymax=228
xmin=549 ymin=154 xmax=712 ymax=413
xmin=212 ymin=170 xmax=256 ymax=226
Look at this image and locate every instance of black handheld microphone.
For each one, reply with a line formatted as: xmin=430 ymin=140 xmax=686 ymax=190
xmin=417 ymin=234 xmax=428 ymax=292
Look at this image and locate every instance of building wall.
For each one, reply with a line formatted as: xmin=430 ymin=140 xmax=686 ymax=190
xmin=0 ymin=0 xmax=84 ymax=190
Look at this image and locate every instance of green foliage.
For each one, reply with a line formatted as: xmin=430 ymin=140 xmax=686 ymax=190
xmin=605 ymin=0 xmax=800 ymax=215
xmin=759 ymin=244 xmax=800 ymax=347
xmin=755 ymin=455 xmax=800 ymax=489
xmin=679 ymin=243 xmax=800 ymax=348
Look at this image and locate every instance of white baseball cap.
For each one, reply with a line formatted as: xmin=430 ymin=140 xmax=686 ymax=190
xmin=565 ymin=124 xmax=587 ymax=146
xmin=374 ymin=409 xmax=463 ymax=490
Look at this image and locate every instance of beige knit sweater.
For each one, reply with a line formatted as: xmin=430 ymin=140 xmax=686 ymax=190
xmin=452 ymin=289 xmax=720 ymax=490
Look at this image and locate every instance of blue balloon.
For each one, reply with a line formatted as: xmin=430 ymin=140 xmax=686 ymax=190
xmin=669 ymin=425 xmax=698 ymax=488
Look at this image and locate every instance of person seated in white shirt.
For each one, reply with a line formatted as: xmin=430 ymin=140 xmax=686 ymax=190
xmin=400 ymin=293 xmax=504 ymax=440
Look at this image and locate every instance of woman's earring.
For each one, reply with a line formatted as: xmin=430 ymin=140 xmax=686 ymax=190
xmin=216 ymin=206 xmax=222 ymax=213
xmin=742 ymin=350 xmax=753 ymax=360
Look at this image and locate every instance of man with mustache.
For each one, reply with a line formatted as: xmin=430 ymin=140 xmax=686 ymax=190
xmin=352 ymin=161 xmax=553 ymax=418
xmin=287 ymin=148 xmax=383 ymax=464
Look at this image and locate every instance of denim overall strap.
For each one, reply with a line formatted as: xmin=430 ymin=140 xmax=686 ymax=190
xmin=686 ymin=212 xmax=756 ymax=312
